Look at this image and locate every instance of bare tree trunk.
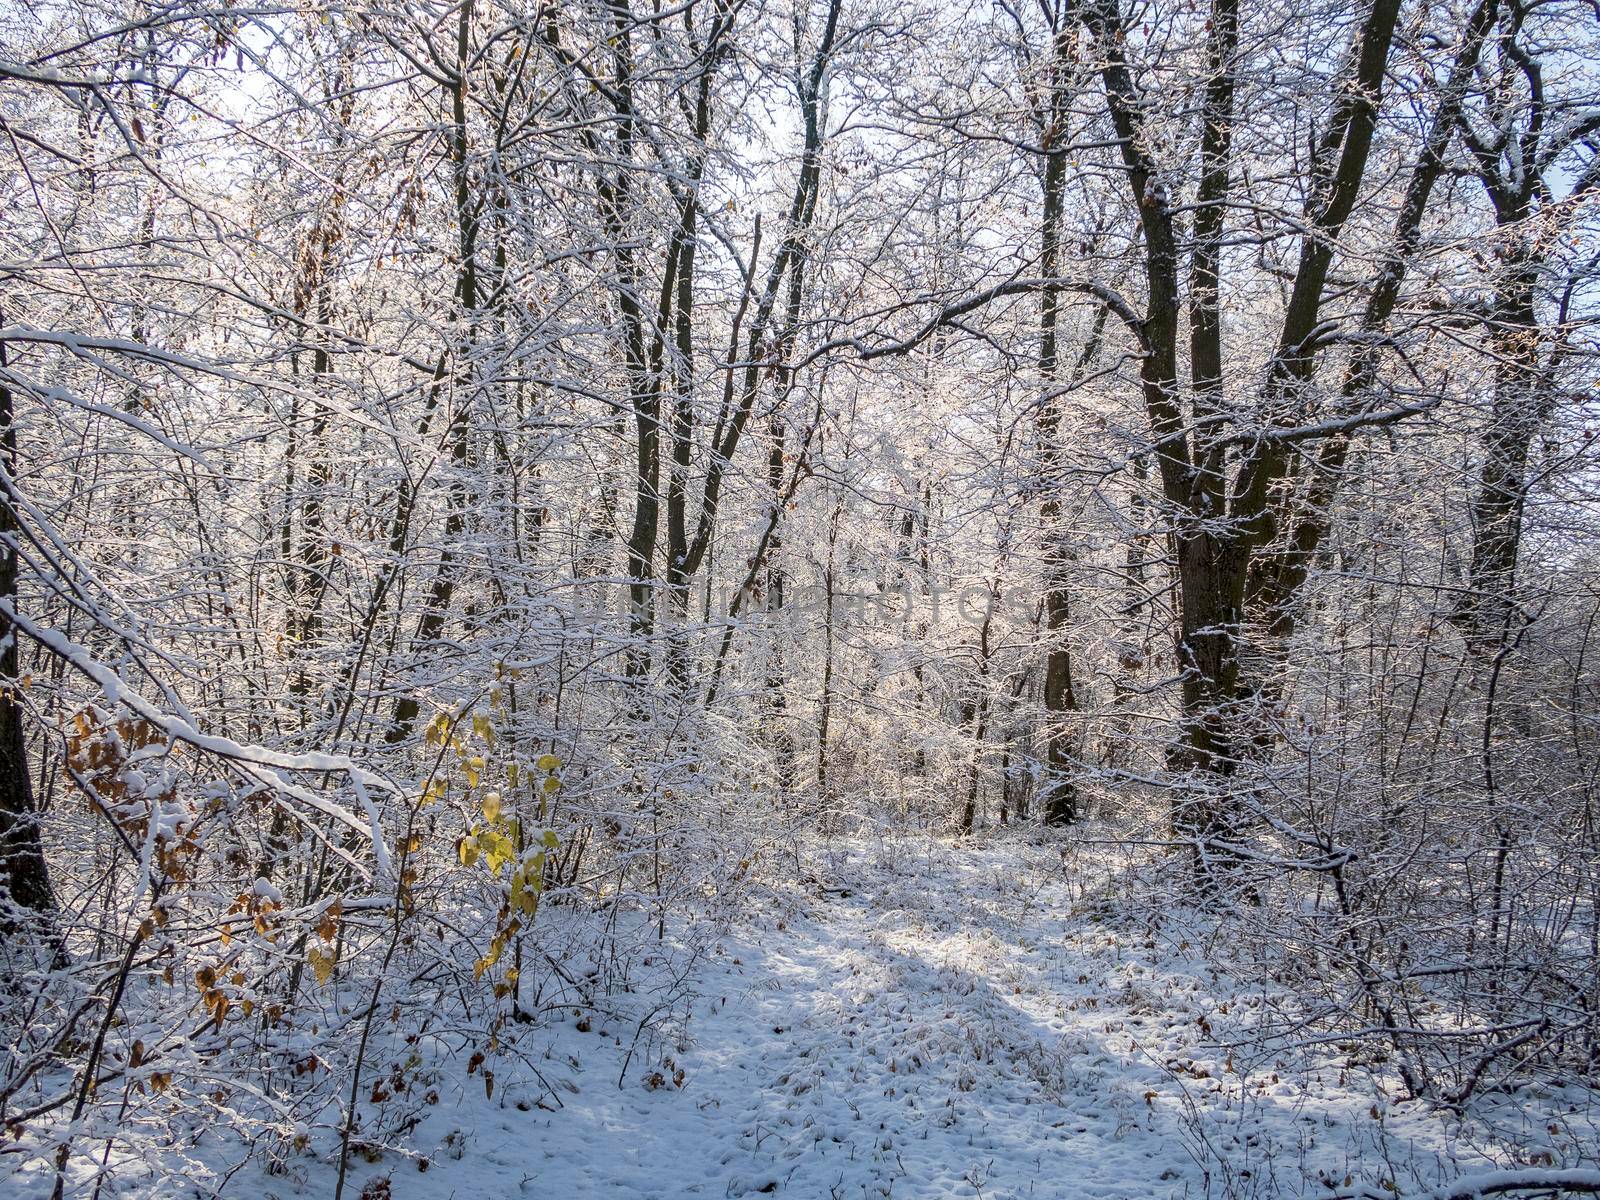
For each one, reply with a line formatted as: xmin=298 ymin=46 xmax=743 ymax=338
xmin=661 ymin=4 xmax=730 ymax=688
xmin=765 ymin=413 xmax=797 ymax=794
xmin=1105 ymin=454 xmax=1151 ymax=769
xmin=0 ymin=324 xmax=54 ymax=923
xmin=816 ymin=500 xmax=842 ymax=821
xmin=1036 ymin=61 xmax=1079 ymax=826
xmin=1080 ymin=0 xmax=1402 ymax=888
xmin=390 ymin=0 xmax=481 ymax=738
xmin=1456 ymin=247 xmax=1545 ymax=639
xmin=1033 ymin=25 xmax=1100 ymax=824
xmin=959 ymin=599 xmax=994 ymax=836
xmin=1245 ymin=0 xmax=1498 ymax=652
xmin=661 ymin=0 xmax=839 ymax=669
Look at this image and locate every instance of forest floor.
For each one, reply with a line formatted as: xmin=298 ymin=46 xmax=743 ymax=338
xmin=282 ymin=834 xmax=1598 ymax=1200
xmin=48 ymin=835 xmax=1599 ymax=1200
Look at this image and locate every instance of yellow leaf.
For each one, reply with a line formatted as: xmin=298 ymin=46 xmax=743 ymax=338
xmin=542 ymin=777 xmax=561 ymax=794
xmin=484 ymin=832 xmax=514 ymax=873
xmin=537 ymin=753 xmax=561 ymax=773
xmin=475 ymin=928 xmax=511 ymax=979
xmin=308 ymin=946 xmax=334 ymax=986
xmin=482 ymin=792 xmax=501 ymax=823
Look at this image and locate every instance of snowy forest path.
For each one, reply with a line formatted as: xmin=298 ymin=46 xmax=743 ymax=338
xmin=484 ymin=838 xmax=1242 ymax=1200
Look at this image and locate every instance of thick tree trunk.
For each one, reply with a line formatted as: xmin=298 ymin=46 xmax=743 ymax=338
xmin=0 ymin=330 xmax=54 ymax=923
xmin=1456 ymin=244 xmax=1546 ymax=638
xmin=1081 ymin=0 xmax=1401 ymax=887
xmin=1035 ymin=37 xmax=1089 ymax=825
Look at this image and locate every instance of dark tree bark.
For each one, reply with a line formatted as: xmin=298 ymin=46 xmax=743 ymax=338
xmin=1035 ymin=16 xmax=1084 ymax=826
xmin=1450 ymin=0 xmax=1581 ymax=641
xmin=1244 ymin=0 xmax=1498 ymax=653
xmin=1456 ymin=242 xmax=1545 ymax=640
xmin=662 ymin=3 xmax=729 ymax=687
xmin=390 ymin=0 xmax=483 ymax=739
xmin=959 ymin=594 xmax=995 ymax=836
xmin=1077 ymin=0 xmax=1404 ymax=885
xmin=665 ymin=0 xmax=841 ymax=636
xmin=0 ymin=325 xmax=55 ymax=923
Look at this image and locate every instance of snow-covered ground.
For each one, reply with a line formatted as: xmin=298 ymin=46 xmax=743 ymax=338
xmin=21 ymin=834 xmax=1600 ymax=1199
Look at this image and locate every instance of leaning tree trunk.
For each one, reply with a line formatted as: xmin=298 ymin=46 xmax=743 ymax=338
xmin=1245 ymin=0 xmax=1498 ymax=657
